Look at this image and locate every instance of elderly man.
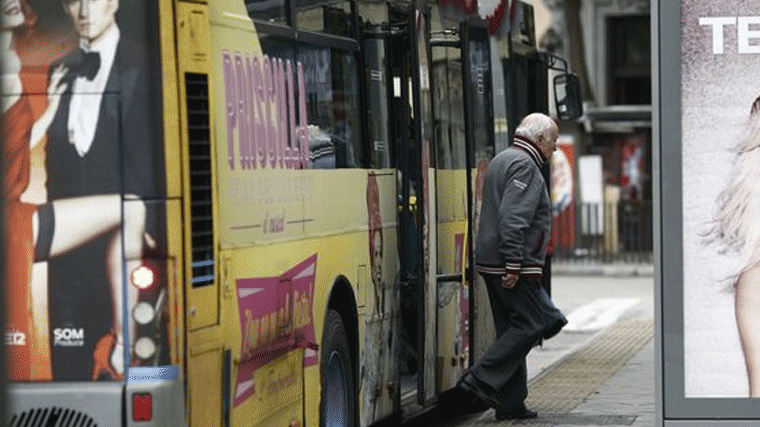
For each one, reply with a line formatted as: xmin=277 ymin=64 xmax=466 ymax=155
xmin=458 ymin=113 xmax=559 ymax=420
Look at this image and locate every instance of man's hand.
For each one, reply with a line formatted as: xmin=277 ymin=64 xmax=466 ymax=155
xmin=502 ymin=273 xmax=519 ymax=289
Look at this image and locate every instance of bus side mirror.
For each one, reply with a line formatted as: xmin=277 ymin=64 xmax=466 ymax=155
xmin=554 ymin=73 xmax=583 ymax=121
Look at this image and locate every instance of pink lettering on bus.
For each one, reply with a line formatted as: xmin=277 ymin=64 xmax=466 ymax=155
xmin=234 ymin=53 xmax=251 ymax=171
xmin=286 ymin=60 xmax=296 ymax=169
xmin=222 ymin=51 xmax=310 ymax=171
xmin=271 ymin=58 xmax=280 ymax=169
xmin=298 ymin=62 xmax=308 ymax=167
xmin=263 ymin=56 xmax=277 ymax=169
xmin=253 ymin=56 xmax=267 ymax=168
xmin=244 ymin=56 xmax=255 ymax=169
xmin=275 ymin=58 xmax=287 ymax=169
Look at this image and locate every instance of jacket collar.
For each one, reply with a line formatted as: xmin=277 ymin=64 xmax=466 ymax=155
xmin=512 ymin=135 xmax=547 ymax=167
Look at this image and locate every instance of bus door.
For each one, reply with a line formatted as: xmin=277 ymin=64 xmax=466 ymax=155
xmin=428 ymin=20 xmax=495 ymax=394
xmin=408 ymin=7 xmax=440 ymax=406
xmin=374 ymin=5 xmax=437 ymax=405
xmin=361 ymin=22 xmax=401 ymax=421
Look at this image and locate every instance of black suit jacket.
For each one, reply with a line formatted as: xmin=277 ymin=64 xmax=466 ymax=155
xmin=45 ymin=37 xmax=166 ymax=379
xmin=47 ymin=38 xmax=165 ymax=199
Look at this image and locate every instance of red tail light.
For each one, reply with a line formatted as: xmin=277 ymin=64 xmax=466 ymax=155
xmin=133 ymin=392 xmax=153 ymax=422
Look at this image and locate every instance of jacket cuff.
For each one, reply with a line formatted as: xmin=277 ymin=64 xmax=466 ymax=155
xmin=505 ymin=260 xmax=522 ymax=275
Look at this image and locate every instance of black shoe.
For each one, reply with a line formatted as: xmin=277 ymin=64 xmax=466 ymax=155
xmin=457 ymin=374 xmax=500 ymax=410
xmin=458 ymin=388 xmax=490 ymax=415
xmin=495 ymin=407 xmax=538 ymax=420
xmin=437 ymin=386 xmax=490 ymax=416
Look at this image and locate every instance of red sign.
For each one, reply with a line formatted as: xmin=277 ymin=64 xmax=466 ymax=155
xmin=233 ymin=255 xmax=319 ymax=406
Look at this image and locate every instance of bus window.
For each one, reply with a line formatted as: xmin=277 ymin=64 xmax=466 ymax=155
xmin=245 ymin=0 xmax=288 ymax=26
xmin=296 ymin=44 xmax=362 ymax=169
xmin=363 ymin=35 xmax=393 ymax=169
xmin=296 ymin=1 xmax=353 ymax=37
xmin=357 ymin=3 xmax=389 ymax=27
xmin=467 ymin=37 xmax=495 ymax=165
xmin=433 ymin=57 xmax=467 ymax=170
xmin=255 ymin=36 xmax=303 ymax=171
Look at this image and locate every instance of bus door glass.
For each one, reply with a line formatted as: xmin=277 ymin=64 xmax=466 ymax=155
xmin=410 ymin=8 xmax=438 ymax=405
xmin=464 ymin=25 xmax=495 ymax=170
xmin=461 ymin=22 xmax=496 ymax=364
xmin=362 ymin=29 xmax=393 ymax=169
xmin=385 ymin=4 xmax=437 ymax=404
xmin=385 ymin=8 xmax=423 ymax=401
xmin=431 ymin=30 xmax=471 ymax=392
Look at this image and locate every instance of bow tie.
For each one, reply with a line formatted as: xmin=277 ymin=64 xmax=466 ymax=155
xmin=71 ymin=48 xmax=101 ymax=81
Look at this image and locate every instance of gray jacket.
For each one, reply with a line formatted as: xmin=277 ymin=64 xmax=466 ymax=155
xmin=475 ymin=136 xmax=552 ymax=278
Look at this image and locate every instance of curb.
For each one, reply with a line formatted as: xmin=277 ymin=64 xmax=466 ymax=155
xmin=552 ymin=263 xmax=654 ymax=277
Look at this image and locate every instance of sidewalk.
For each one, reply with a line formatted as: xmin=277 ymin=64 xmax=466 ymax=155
xmin=469 ymin=318 xmax=655 ymax=426
xmin=567 ymin=340 xmax=655 ymax=427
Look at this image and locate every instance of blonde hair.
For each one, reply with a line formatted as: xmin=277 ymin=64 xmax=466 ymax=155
xmin=706 ymin=106 xmax=760 ymax=278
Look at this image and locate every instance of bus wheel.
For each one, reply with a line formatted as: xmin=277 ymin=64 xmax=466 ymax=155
xmin=321 ymin=309 xmax=356 ymax=427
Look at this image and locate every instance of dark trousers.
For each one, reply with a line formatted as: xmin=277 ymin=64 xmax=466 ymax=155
xmin=470 ymin=274 xmax=545 ymax=411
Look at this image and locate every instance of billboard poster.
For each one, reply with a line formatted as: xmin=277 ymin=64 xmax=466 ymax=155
xmin=681 ymin=0 xmax=760 ymax=399
xmin=2 ymin=0 xmax=166 ymax=381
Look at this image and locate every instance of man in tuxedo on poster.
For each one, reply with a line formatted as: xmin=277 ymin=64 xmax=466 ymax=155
xmin=45 ymin=0 xmax=164 ymax=380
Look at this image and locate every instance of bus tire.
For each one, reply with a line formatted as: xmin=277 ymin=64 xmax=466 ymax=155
xmin=320 ymin=309 xmax=356 ymax=427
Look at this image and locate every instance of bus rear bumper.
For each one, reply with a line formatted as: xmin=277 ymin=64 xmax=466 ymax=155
xmin=5 ymin=366 xmax=185 ymax=427
xmin=7 ymin=381 xmax=123 ymax=426
xmin=127 ymin=366 xmax=186 ymax=427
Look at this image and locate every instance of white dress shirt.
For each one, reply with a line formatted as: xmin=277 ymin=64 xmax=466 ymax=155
xmin=67 ymin=25 xmax=120 ymax=157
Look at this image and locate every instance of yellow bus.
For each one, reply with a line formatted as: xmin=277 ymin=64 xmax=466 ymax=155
xmin=2 ymin=0 xmax=579 ymax=425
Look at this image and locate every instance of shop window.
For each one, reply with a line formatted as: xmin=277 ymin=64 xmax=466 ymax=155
xmin=607 ymin=15 xmax=650 ymax=105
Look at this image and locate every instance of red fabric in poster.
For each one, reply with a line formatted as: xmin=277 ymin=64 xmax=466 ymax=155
xmin=3 ymin=97 xmax=42 ymax=381
xmin=3 ymin=32 xmax=73 ymax=383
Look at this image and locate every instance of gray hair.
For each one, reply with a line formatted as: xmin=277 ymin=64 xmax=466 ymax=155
xmin=515 ymin=113 xmax=557 ymax=143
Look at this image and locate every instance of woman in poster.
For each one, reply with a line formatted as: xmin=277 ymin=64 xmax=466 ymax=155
xmin=361 ymin=171 xmax=386 ymax=424
xmin=706 ymin=96 xmax=760 ymax=397
xmin=2 ymin=0 xmax=147 ymax=380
